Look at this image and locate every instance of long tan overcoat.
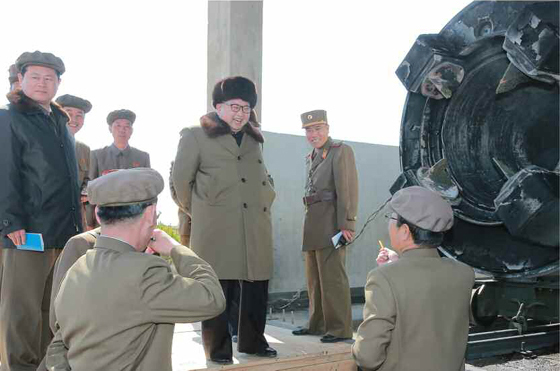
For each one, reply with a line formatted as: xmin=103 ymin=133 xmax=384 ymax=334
xmin=172 ymin=113 xmax=276 ymax=281
xmin=46 ymin=236 xmax=225 ymax=371
xmin=303 ymin=137 xmax=358 ymax=250
xmin=352 ymin=248 xmax=475 ymax=371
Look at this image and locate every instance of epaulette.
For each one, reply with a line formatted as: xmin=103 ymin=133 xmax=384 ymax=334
xmin=332 ymin=141 xmax=343 ymax=148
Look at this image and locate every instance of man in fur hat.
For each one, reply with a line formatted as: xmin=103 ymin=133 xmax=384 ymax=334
xmin=87 ymin=109 xmax=150 ymax=228
xmin=56 ymin=94 xmax=94 ymax=229
xmin=172 ymin=76 xmax=277 ymax=364
xmin=0 ymin=50 xmax=82 ymax=371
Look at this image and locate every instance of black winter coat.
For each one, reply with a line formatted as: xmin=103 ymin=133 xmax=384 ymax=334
xmin=0 ymin=90 xmax=82 ymax=249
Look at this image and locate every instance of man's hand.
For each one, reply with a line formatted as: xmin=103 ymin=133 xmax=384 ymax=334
xmin=7 ymin=229 xmax=26 ymax=246
xmin=147 ymin=229 xmax=182 ymax=256
xmin=341 ymin=229 xmax=355 ymax=243
xmin=376 ymin=247 xmax=399 ymax=267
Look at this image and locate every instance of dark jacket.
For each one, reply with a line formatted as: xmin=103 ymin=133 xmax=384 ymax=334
xmin=0 ymin=90 xmax=82 ymax=249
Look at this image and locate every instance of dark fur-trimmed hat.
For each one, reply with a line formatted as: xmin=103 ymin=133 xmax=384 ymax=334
xmin=8 ymin=64 xmax=19 ymax=84
xmin=56 ymin=94 xmax=92 ymax=113
xmin=107 ymin=109 xmax=136 ymax=125
xmin=16 ymin=51 xmax=65 ymax=75
xmin=212 ymin=76 xmax=257 ymax=108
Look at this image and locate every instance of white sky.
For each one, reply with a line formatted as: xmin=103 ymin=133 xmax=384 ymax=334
xmin=1 ymin=0 xmax=471 ymax=225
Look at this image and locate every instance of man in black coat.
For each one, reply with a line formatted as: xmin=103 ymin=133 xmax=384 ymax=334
xmin=0 ymin=51 xmax=82 ymax=371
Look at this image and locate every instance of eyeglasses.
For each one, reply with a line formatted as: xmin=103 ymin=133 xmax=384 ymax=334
xmin=384 ymin=212 xmax=398 ymax=221
xmin=224 ymin=103 xmax=251 ymax=114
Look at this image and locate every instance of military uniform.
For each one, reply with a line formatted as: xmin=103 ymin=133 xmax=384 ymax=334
xmin=299 ymin=110 xmax=358 ymax=340
xmin=89 ymin=144 xmax=150 ymax=180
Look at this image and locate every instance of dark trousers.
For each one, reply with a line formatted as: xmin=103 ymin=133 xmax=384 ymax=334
xmin=202 ymin=279 xmax=269 ymax=360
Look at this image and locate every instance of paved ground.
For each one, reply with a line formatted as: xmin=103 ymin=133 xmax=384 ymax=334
xmin=170 ymin=305 xmax=558 ymax=370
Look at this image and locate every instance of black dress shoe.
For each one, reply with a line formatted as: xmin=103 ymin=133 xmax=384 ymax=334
xmin=320 ymin=334 xmax=350 ymax=343
xmin=210 ymin=357 xmax=233 ymax=365
xmin=255 ymin=347 xmax=277 ymax=358
xmin=292 ymin=327 xmax=311 ymax=336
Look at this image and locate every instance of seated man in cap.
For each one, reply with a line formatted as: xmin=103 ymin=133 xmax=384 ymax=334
xmin=46 ymin=168 xmax=226 ymax=371
xmin=88 ymin=109 xmax=150 ymax=228
xmin=56 ymin=94 xmax=94 ymax=229
xmin=0 ymin=50 xmax=83 ymax=370
xmin=351 ymin=186 xmax=475 ymax=371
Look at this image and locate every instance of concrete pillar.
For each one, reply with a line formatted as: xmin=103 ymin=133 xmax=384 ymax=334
xmin=207 ymin=0 xmax=263 ymax=119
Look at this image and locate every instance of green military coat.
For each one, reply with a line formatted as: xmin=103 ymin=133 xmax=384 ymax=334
xmin=47 ymin=236 xmax=225 ymax=371
xmin=352 ymin=248 xmax=475 ymax=371
xmin=74 ymin=140 xmax=90 ymax=193
xmin=302 ymin=137 xmax=358 ymax=250
xmin=172 ymin=113 xmax=276 ymax=281
xmin=89 ymin=144 xmax=150 ymax=180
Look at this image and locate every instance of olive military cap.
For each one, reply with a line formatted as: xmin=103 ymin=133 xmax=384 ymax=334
xmin=389 ymin=186 xmax=454 ymax=232
xmin=88 ymin=168 xmax=164 ymax=207
xmin=107 ymin=109 xmax=136 ymax=125
xmin=301 ymin=110 xmax=328 ymax=128
xmin=56 ymin=94 xmax=93 ymax=113
xmin=212 ymin=76 xmax=258 ymax=108
xmin=8 ymin=64 xmax=19 ymax=84
xmin=15 ymin=51 xmax=65 ymax=75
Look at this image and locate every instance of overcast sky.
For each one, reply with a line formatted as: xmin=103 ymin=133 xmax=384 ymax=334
xmin=1 ymin=0 xmax=472 ymax=224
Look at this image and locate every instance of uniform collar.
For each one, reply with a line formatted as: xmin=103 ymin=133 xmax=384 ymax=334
xmin=401 ymin=247 xmax=441 ymax=258
xmin=312 ymin=137 xmax=333 ymax=159
xmin=109 ymin=143 xmax=131 ymax=156
xmin=94 ymin=235 xmax=137 ymax=253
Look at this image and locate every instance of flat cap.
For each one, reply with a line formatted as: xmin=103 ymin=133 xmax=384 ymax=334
xmin=15 ymin=51 xmax=65 ymax=75
xmin=301 ymin=110 xmax=328 ymax=128
xmin=389 ymin=186 xmax=454 ymax=232
xmin=56 ymin=94 xmax=92 ymax=113
xmin=87 ymin=168 xmax=164 ymax=207
xmin=8 ymin=64 xmax=19 ymax=84
xmin=212 ymin=76 xmax=258 ymax=108
xmin=107 ymin=109 xmax=136 ymax=125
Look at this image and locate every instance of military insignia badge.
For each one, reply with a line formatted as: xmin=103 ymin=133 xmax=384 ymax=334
xmin=133 ymin=162 xmax=141 ymax=167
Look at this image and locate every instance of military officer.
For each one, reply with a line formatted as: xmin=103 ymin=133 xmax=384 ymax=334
xmin=292 ymin=109 xmax=358 ymax=343
xmin=45 ymin=168 xmax=226 ymax=371
xmin=8 ymin=64 xmax=20 ymax=92
xmin=55 ymin=94 xmax=93 ymax=229
xmin=0 ymin=51 xmax=82 ymax=371
xmin=352 ymin=186 xmax=475 ymax=371
xmin=88 ymin=109 xmax=150 ymax=228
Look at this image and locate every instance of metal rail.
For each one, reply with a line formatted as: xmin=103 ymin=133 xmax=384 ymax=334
xmin=466 ymin=323 xmax=559 ymax=360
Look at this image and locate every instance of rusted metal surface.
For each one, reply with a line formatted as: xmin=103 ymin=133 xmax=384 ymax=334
xmin=393 ymin=1 xmax=559 ymax=278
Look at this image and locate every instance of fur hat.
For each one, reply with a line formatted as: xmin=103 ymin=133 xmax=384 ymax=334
xmin=212 ymin=76 xmax=257 ymax=108
xmin=16 ymin=51 xmax=65 ymax=75
xmin=107 ymin=109 xmax=136 ymax=125
xmin=56 ymin=94 xmax=92 ymax=113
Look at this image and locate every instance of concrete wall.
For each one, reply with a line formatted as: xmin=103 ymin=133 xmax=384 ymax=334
xmin=207 ymin=1 xmax=263 ymax=117
xmin=262 ymin=132 xmax=401 ymax=294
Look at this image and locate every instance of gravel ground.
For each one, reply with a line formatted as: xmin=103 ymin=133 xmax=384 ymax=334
xmin=469 ymin=345 xmax=559 ymax=371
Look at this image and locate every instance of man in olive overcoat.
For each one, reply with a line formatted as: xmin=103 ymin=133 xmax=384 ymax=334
xmin=293 ymin=110 xmax=358 ymax=343
xmin=45 ymin=168 xmax=226 ymax=371
xmin=172 ymin=76 xmax=276 ymax=364
xmin=352 ymin=186 xmax=475 ymax=371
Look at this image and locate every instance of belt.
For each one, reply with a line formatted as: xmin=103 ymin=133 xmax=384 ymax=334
xmin=303 ymin=191 xmax=336 ymax=206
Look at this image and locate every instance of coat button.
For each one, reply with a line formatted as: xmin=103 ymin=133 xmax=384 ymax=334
xmin=262 ymin=181 xmax=266 ymax=186
xmin=60 ymin=144 xmax=64 ymax=148
xmin=241 ymin=178 xmax=246 ymax=183
xmin=238 ymin=156 xmax=241 ymax=160
xmin=243 ymin=203 xmax=248 ymax=208
xmin=258 ymin=159 xmax=262 ymax=164
xmin=263 ymin=207 xmax=267 ymax=212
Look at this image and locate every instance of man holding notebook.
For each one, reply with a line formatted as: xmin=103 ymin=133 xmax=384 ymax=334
xmin=0 ymin=51 xmax=82 ymax=371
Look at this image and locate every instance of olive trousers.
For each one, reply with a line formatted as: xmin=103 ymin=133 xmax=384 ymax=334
xmin=305 ymin=247 xmax=353 ymax=338
xmin=0 ymin=248 xmax=61 ymax=371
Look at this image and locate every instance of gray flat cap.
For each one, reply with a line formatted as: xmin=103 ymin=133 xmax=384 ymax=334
xmin=107 ymin=109 xmax=136 ymax=125
xmin=56 ymin=94 xmax=92 ymax=113
xmin=88 ymin=168 xmax=164 ymax=207
xmin=389 ymin=186 xmax=454 ymax=232
xmin=16 ymin=51 xmax=65 ymax=75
